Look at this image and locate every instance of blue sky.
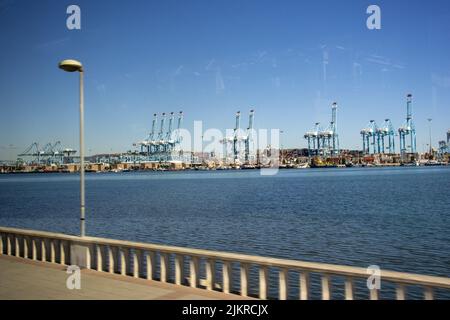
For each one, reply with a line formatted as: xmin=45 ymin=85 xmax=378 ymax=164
xmin=0 ymin=0 xmax=449 ymax=159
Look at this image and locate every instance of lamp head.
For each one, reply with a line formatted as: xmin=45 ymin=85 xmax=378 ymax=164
xmin=58 ymin=59 xmax=83 ymax=72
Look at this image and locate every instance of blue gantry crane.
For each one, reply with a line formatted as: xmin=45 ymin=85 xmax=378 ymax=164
xmin=305 ymin=102 xmax=340 ymax=157
xmin=398 ymin=94 xmax=417 ymax=155
xmin=320 ymin=102 xmax=339 ymax=156
xmin=438 ymin=129 xmax=450 ymax=155
xmin=361 ymin=120 xmax=378 ymax=155
xmin=140 ymin=113 xmax=158 ymax=155
xmin=376 ymin=119 xmax=396 ymax=154
xmin=18 ymin=141 xmax=76 ymax=165
xmin=304 ymin=122 xmax=321 ymax=156
xmin=244 ymin=109 xmax=255 ymax=164
xmin=233 ymin=111 xmax=241 ymax=163
xmin=138 ymin=111 xmax=184 ymax=162
xmin=361 ymin=94 xmax=416 ymax=156
xmin=221 ymin=109 xmax=255 ymax=165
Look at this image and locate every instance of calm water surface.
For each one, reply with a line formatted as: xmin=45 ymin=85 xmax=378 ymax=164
xmin=1 ymin=167 xmax=449 ymax=298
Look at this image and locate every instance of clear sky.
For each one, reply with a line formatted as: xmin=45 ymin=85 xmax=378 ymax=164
xmin=0 ymin=0 xmax=449 ymax=159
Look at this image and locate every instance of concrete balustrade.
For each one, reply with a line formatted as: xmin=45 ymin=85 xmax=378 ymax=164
xmin=1 ymin=226 xmax=450 ymax=300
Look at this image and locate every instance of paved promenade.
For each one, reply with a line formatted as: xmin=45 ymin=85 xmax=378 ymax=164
xmin=0 ymin=255 xmax=251 ymax=300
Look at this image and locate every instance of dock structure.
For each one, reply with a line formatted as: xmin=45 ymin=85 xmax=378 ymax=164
xmin=1 ymin=226 xmax=450 ymax=300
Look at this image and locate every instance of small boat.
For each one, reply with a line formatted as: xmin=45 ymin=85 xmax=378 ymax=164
xmin=424 ymin=161 xmax=441 ymax=166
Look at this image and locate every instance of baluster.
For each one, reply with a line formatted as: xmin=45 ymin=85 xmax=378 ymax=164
xmin=15 ymin=236 xmax=20 ymax=257
xmin=223 ymin=261 xmax=233 ymax=294
xmin=300 ymin=272 xmax=310 ymax=300
xmin=160 ymin=252 xmax=169 ymax=282
xmin=190 ymin=256 xmax=199 ymax=288
xmin=85 ymin=244 xmax=92 ymax=269
xmin=370 ymin=288 xmax=379 ymax=300
xmin=138 ymin=250 xmax=146 ymax=278
xmin=50 ymin=241 xmax=56 ymax=263
xmin=96 ymin=244 xmax=103 ymax=272
xmin=132 ymin=249 xmax=139 ymax=278
xmin=59 ymin=241 xmax=65 ymax=265
xmin=119 ymin=247 xmax=127 ymax=276
xmin=6 ymin=234 xmax=12 ymax=255
xmin=206 ymin=258 xmax=215 ymax=290
xmin=259 ymin=266 xmax=268 ymax=299
xmin=279 ymin=268 xmax=288 ymax=300
xmin=424 ymin=287 xmax=434 ymax=300
xmin=23 ymin=237 xmax=29 ymax=259
xmin=108 ymin=246 xmax=115 ymax=273
xmin=345 ymin=277 xmax=354 ymax=300
xmin=32 ymin=239 xmax=37 ymax=260
xmin=175 ymin=254 xmax=184 ymax=285
xmin=41 ymin=238 xmax=46 ymax=262
xmin=321 ymin=274 xmax=331 ymax=300
xmin=396 ymin=284 xmax=406 ymax=300
xmin=146 ymin=251 xmax=155 ymax=280
xmin=240 ymin=263 xmax=249 ymax=297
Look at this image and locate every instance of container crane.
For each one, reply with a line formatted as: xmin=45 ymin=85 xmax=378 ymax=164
xmin=398 ymin=94 xmax=416 ymax=155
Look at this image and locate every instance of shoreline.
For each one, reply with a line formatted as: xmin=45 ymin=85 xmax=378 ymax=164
xmin=1 ymin=162 xmax=448 ymax=174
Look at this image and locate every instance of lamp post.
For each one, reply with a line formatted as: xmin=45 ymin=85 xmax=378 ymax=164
xmin=280 ymin=130 xmax=284 ymax=164
xmin=428 ymin=118 xmax=432 ymax=159
xmin=59 ymin=59 xmax=85 ymax=237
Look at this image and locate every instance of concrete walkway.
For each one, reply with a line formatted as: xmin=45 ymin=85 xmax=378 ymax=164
xmin=0 ymin=255 xmax=252 ymax=300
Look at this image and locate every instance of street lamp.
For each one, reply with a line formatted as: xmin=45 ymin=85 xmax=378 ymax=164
xmin=280 ymin=130 xmax=284 ymax=164
xmin=427 ymin=118 xmax=432 ymax=158
xmin=59 ymin=59 xmax=85 ymax=237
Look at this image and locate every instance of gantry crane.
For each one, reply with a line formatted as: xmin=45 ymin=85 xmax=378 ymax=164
xmin=398 ymin=94 xmax=416 ymax=155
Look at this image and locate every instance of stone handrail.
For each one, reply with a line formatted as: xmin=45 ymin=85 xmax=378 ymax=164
xmin=1 ymin=226 xmax=449 ymax=300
